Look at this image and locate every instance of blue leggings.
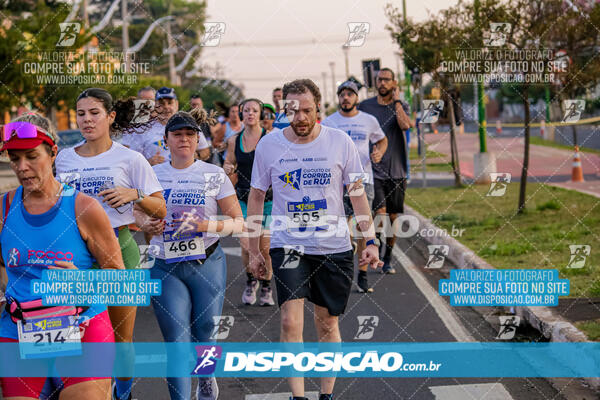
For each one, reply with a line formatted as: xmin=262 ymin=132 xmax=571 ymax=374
xmin=150 ymin=245 xmax=227 ymax=400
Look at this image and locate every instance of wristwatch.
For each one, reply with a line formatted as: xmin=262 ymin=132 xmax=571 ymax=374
xmin=134 ymin=189 xmax=145 ymax=204
xmin=366 ymin=238 xmax=380 ymax=247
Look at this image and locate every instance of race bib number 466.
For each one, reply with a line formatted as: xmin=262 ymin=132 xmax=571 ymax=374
xmin=163 ymin=206 xmax=205 ymax=263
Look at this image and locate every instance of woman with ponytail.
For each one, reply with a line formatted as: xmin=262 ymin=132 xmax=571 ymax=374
xmin=55 ymin=88 xmax=167 ymax=400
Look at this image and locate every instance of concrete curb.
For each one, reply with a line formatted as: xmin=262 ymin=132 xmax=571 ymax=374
xmin=405 ymin=204 xmax=589 ymax=342
xmin=405 ymin=204 xmax=600 ymax=389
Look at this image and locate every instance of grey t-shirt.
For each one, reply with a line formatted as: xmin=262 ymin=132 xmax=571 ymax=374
xmin=358 ymin=97 xmax=409 ymax=180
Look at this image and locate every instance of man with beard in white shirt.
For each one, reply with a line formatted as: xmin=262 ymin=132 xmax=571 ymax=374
xmin=248 ymin=78 xmax=383 ymax=400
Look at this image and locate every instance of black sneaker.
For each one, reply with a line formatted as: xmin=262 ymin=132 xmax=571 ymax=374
xmin=319 ymin=394 xmax=334 ymax=400
xmin=357 ymin=273 xmax=373 ymax=293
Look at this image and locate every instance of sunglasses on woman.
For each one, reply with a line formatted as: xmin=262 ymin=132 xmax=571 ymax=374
xmin=1 ymin=121 xmax=54 ymax=142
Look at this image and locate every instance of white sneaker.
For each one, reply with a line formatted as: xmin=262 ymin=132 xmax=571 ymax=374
xmin=242 ymin=280 xmax=259 ymax=305
xmin=196 ymin=377 xmax=219 ymax=400
xmin=259 ymin=287 xmax=275 ymax=306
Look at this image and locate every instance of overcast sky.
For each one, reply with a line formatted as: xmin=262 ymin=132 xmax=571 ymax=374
xmin=203 ymin=0 xmax=457 ymax=104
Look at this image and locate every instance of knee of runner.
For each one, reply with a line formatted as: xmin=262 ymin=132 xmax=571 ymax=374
xmin=281 ymin=311 xmax=303 ymax=334
xmin=315 ymin=314 xmax=339 ymax=334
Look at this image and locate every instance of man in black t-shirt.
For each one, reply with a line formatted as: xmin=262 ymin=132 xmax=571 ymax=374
xmin=358 ymin=68 xmax=413 ymax=274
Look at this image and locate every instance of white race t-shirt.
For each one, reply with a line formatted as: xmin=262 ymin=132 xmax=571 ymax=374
xmin=151 ymin=161 xmax=235 ymax=260
xmin=139 ymin=121 xmax=209 ymax=161
xmin=251 ymin=126 xmax=364 ymax=255
xmin=321 ymin=111 xmax=385 ymax=184
xmin=55 ymin=141 xmax=163 ymax=228
xmin=117 ymin=131 xmax=145 ymax=153
xmin=117 ymin=120 xmax=162 ymax=153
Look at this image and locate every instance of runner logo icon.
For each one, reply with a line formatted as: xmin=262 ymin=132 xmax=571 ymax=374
xmin=496 ymin=316 xmax=520 ymax=340
xmin=204 ymin=172 xmax=226 ymax=196
xmin=201 ymin=23 xmax=226 ymax=47
xmin=56 ymin=23 xmax=80 ymax=47
xmin=210 ymin=316 xmax=234 ymax=340
xmin=192 ymin=345 xmax=222 ymax=375
xmin=562 ymin=100 xmax=585 ymax=123
xmin=566 ymin=244 xmax=590 ymax=269
xmin=280 ymin=99 xmax=300 ymax=120
xmin=58 ymin=172 xmax=81 ymax=196
xmin=132 ymin=100 xmax=154 ymax=123
xmin=138 ymin=245 xmax=160 ymax=268
xmin=7 ymin=248 xmax=20 ymax=268
xmin=280 ymin=245 xmax=305 ymax=269
xmin=354 ymin=315 xmax=379 ymax=340
xmin=421 ymin=100 xmax=444 ymax=123
xmin=279 ymin=169 xmax=302 ymax=190
xmin=348 ymin=172 xmax=370 ymax=195
xmin=487 ymin=173 xmax=511 ymax=196
xmin=344 ymin=22 xmax=370 ymax=47
xmin=425 ymin=245 xmax=449 ymax=269
xmin=484 ymin=22 xmax=510 ymax=47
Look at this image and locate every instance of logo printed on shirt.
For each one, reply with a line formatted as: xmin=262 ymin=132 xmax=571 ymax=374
xmin=7 ymin=248 xmax=20 ymax=268
xmin=153 ymin=140 xmax=168 ymax=150
xmin=57 ymin=172 xmax=81 ymax=192
xmin=279 ymin=169 xmax=302 ymax=190
xmin=346 ymin=130 xmax=367 ymax=141
xmin=27 ymin=250 xmax=74 ymax=265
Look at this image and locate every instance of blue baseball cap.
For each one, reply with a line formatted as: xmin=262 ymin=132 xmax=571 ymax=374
xmin=156 ymin=87 xmax=177 ymax=100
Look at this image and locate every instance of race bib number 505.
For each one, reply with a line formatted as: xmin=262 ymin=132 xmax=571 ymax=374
xmin=286 ymin=197 xmax=328 ymax=231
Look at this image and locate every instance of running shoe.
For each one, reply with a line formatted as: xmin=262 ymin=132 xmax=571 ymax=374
xmin=242 ymin=279 xmax=259 ymax=305
xmin=381 ymin=262 xmax=396 ymax=274
xmin=196 ymin=377 xmax=219 ymax=400
xmin=259 ymin=287 xmax=275 ymax=306
xmin=319 ymin=394 xmax=334 ymax=400
xmin=112 ymin=382 xmax=132 ymax=400
xmin=357 ymin=273 xmax=374 ymax=293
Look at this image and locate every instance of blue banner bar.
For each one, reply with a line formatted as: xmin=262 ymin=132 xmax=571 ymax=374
xmin=1 ymin=342 xmax=599 ymax=378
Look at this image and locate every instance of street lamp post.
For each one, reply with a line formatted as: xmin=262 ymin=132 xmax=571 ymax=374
xmin=402 ymin=0 xmax=412 ymax=109
xmin=322 ymin=72 xmax=328 ymax=108
xmin=342 ymin=45 xmax=350 ymax=79
xmin=121 ymin=0 xmax=130 ymax=72
xmin=329 ymin=61 xmax=336 ymax=106
xmin=472 ymin=0 xmax=496 ymax=184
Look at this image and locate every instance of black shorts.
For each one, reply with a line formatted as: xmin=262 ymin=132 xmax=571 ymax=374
xmin=270 ymin=248 xmax=354 ymax=316
xmin=373 ymin=178 xmax=407 ymax=214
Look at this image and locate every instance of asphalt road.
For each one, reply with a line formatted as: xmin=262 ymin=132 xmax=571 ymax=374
xmin=129 ymin=232 xmax=593 ymax=400
xmin=0 ymin=166 xmax=596 ymax=400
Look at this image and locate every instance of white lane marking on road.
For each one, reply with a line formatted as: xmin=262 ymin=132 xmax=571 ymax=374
xmin=393 ymin=246 xmax=475 ymax=342
xmin=246 ymin=392 xmax=319 ymax=400
xmin=429 ymin=383 xmax=513 ymax=399
xmin=222 ymin=246 xmax=242 ymax=257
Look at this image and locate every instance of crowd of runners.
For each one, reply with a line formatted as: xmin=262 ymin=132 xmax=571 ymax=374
xmin=0 ymin=68 xmax=413 ymax=400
